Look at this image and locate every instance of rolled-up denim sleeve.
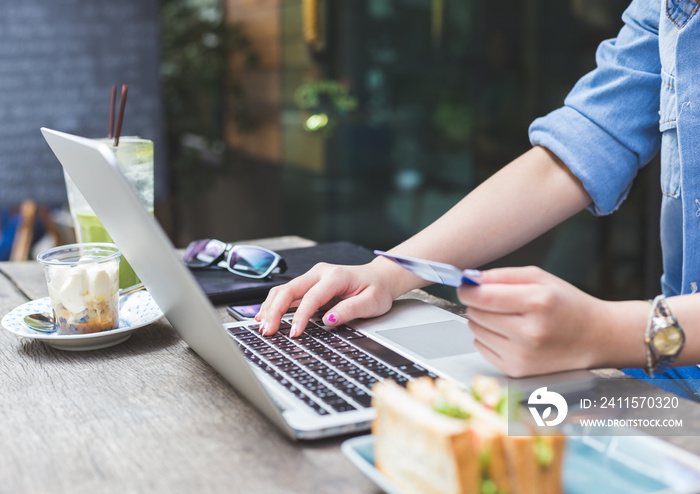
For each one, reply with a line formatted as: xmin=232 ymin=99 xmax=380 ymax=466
xmin=529 ymin=0 xmax=661 ymax=216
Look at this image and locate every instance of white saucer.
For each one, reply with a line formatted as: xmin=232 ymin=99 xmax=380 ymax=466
xmin=2 ymin=290 xmax=163 ymax=351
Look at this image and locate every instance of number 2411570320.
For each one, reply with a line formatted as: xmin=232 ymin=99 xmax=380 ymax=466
xmin=596 ymin=396 xmax=680 ymax=409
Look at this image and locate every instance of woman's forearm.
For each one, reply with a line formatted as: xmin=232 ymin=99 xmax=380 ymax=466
xmin=667 ymin=294 xmax=700 ymax=367
xmin=386 ymin=146 xmax=592 ymax=290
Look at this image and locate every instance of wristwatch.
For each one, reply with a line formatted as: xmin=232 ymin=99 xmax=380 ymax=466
xmin=644 ymin=295 xmax=685 ymax=377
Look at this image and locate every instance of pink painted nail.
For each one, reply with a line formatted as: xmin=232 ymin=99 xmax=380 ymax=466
xmin=289 ymin=323 xmax=298 ymax=338
xmin=325 ymin=313 xmax=338 ymax=325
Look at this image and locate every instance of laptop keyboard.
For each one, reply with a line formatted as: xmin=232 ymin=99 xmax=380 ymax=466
xmin=227 ymin=319 xmax=437 ymax=416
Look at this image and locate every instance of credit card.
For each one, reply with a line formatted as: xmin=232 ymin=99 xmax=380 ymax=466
xmin=374 ymin=250 xmax=481 ymax=287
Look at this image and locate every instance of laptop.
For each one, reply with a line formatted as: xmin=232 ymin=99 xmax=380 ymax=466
xmin=41 ymin=127 xmax=500 ymax=440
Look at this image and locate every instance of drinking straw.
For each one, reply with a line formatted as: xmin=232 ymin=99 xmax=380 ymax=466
xmin=114 ymin=84 xmax=129 ymax=146
xmin=108 ymin=85 xmax=117 ymax=138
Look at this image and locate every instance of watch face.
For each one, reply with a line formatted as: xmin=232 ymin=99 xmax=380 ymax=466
xmin=653 ymin=325 xmax=684 ymax=356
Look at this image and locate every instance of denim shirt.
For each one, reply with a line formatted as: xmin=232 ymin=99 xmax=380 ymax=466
xmin=529 ymin=0 xmax=700 ymax=297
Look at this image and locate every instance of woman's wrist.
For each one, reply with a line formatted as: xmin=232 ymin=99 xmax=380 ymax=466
xmin=370 ymin=256 xmax=428 ymax=300
xmin=588 ymin=299 xmax=650 ymax=370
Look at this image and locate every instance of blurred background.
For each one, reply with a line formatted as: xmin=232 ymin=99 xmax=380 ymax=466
xmin=0 ymin=0 xmax=661 ymax=304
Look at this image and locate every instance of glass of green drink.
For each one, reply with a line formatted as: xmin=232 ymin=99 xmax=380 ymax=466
xmin=63 ymin=137 xmax=154 ymax=289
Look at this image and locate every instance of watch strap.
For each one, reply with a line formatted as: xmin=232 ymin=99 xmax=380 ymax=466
xmin=644 ymin=295 xmax=684 ymax=377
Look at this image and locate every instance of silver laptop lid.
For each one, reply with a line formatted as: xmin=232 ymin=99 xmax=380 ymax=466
xmin=41 ymin=127 xmax=296 ymax=440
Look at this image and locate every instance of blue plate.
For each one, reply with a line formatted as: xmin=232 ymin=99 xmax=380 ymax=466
xmin=342 ymin=434 xmax=700 ymax=494
xmin=2 ymin=290 xmax=163 ymax=351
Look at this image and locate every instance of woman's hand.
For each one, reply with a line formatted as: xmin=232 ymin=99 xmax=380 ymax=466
xmin=458 ymin=266 xmax=648 ymax=377
xmin=256 ymin=258 xmax=422 ymax=338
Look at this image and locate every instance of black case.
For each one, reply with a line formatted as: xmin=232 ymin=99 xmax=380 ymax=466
xmin=190 ymin=241 xmax=376 ymax=305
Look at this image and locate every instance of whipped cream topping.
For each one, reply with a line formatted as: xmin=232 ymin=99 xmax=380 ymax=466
xmin=47 ymin=258 xmax=119 ymax=314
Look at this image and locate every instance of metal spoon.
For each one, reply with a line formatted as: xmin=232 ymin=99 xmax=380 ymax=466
xmin=23 ymin=284 xmax=146 ymax=333
xmin=23 ymin=312 xmax=56 ymax=332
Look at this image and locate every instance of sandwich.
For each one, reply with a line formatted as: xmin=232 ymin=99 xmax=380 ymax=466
xmin=371 ymin=376 xmax=566 ymax=494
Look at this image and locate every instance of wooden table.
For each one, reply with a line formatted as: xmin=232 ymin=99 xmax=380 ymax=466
xmin=3 ymin=236 xmax=700 ymax=493
xmin=0 ymin=236 xmax=385 ymax=494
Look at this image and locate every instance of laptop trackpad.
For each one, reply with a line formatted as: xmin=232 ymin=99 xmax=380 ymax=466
xmin=377 ymin=320 xmax=475 ymax=360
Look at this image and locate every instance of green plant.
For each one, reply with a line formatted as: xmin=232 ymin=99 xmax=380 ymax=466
xmin=160 ymin=0 xmax=258 ymax=201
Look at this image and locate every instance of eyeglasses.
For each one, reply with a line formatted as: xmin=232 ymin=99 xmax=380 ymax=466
xmin=183 ymin=239 xmax=287 ymax=279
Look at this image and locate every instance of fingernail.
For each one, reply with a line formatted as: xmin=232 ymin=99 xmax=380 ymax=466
xmin=324 ymin=313 xmax=338 ymax=325
xmin=254 ymin=313 xmax=261 ymax=322
xmin=260 ymin=320 xmax=267 ymax=334
xmin=289 ymin=323 xmax=298 ymax=338
xmin=463 ymin=269 xmax=481 ymax=277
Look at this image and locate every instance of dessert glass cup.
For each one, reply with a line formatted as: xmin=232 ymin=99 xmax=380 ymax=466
xmin=37 ymin=243 xmax=121 ymax=335
xmin=63 ymin=137 xmax=154 ymax=289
